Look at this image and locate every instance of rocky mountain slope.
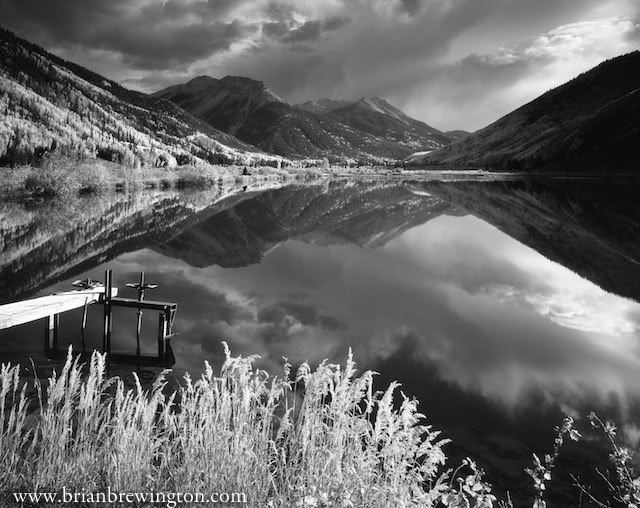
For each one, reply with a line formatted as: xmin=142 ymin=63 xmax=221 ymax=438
xmin=234 ymin=102 xmax=412 ymax=161
xmin=325 ymin=97 xmax=451 ymax=152
xmin=153 ymin=75 xmax=286 ymax=136
xmin=0 ymin=28 xmax=281 ymax=168
xmin=156 ymin=77 xmax=454 ymax=162
xmin=295 ymin=98 xmax=352 ymax=114
xmin=444 ymin=130 xmax=471 ymax=141
xmin=410 ymin=51 xmax=640 ymax=172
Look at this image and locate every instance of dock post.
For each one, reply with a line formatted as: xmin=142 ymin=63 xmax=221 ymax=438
xmin=81 ymin=299 xmax=89 ymax=352
xmin=135 ymin=272 xmax=144 ymax=356
xmin=157 ymin=312 xmax=167 ymax=360
xmin=103 ymin=269 xmax=113 ymax=354
xmin=44 ymin=313 xmax=59 ymax=352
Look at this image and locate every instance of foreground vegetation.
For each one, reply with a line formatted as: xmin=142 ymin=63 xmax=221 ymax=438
xmin=0 ymin=347 xmax=490 ymax=507
xmin=0 ymin=347 xmax=638 ymax=507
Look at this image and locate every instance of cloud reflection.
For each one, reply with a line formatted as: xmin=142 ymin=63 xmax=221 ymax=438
xmin=113 ymin=213 xmax=640 ymax=418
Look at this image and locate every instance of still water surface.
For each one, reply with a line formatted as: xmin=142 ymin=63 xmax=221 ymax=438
xmin=1 ymin=177 xmax=640 ymax=502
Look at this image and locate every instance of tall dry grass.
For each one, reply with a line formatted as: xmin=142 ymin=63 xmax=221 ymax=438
xmin=0 ymin=346 xmax=464 ymax=507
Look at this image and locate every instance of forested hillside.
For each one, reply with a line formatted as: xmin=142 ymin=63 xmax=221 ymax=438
xmin=0 ymin=28 xmax=283 ymax=169
xmin=410 ymin=51 xmax=640 ymax=172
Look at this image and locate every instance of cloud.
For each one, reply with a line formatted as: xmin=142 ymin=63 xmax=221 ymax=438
xmin=2 ymin=0 xmax=638 ymax=129
xmin=0 ymin=0 xmax=254 ymax=70
xmin=393 ymin=15 xmax=640 ymax=130
xmin=261 ymin=16 xmax=349 ymax=46
xmin=397 ymin=0 xmax=423 ymax=17
xmin=258 ymin=301 xmax=346 ymax=331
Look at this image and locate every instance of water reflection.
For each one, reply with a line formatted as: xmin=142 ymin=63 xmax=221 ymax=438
xmin=2 ymin=178 xmax=640 ymax=502
xmin=111 ymin=216 xmax=640 ymax=417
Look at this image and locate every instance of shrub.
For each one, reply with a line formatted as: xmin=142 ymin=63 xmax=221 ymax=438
xmin=23 ymin=155 xmax=110 ymax=197
xmin=175 ymin=166 xmax=216 ymax=189
xmin=76 ymin=165 xmax=108 ymax=195
xmin=23 ymin=165 xmax=76 ymax=198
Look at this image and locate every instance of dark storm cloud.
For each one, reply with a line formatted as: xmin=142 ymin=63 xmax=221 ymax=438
xmin=262 ymin=16 xmax=350 ymax=45
xmin=323 ymin=16 xmax=350 ymax=32
xmin=220 ymin=0 xmax=509 ymax=101
xmin=0 ymin=0 xmax=252 ymax=69
xmin=626 ymin=21 xmax=640 ymax=43
xmin=262 ymin=21 xmax=290 ymax=40
xmin=282 ymin=21 xmax=323 ymax=43
xmin=258 ymin=301 xmax=346 ymax=331
xmin=264 ymin=1 xmax=296 ymax=20
xmin=397 ymin=0 xmax=423 ymax=17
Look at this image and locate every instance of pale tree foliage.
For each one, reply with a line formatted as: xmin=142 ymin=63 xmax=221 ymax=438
xmin=0 ymin=36 xmax=285 ymax=169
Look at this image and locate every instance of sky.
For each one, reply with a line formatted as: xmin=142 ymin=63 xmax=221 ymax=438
xmin=1 ymin=0 xmax=639 ymax=131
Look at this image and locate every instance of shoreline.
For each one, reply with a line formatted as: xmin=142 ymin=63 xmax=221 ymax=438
xmin=3 ymin=157 xmax=638 ymax=200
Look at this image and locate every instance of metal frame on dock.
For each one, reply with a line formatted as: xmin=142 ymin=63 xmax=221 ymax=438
xmin=2 ymin=269 xmax=178 ymax=367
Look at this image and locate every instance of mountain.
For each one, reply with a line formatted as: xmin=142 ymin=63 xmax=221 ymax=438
xmin=295 ymin=98 xmax=352 ymax=114
xmin=156 ymin=78 xmax=453 ymax=162
xmin=409 ymin=51 xmax=640 ymax=172
xmin=152 ymin=75 xmax=287 ymax=136
xmin=0 ymin=28 xmax=280 ymax=168
xmin=444 ymin=130 xmax=471 ymax=141
xmin=234 ymin=102 xmax=413 ymax=161
xmin=325 ymin=97 xmax=451 ymax=152
xmin=297 ymin=97 xmax=465 ymax=149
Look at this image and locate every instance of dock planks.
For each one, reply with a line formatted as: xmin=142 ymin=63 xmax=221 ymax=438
xmin=0 ymin=287 xmax=118 ymax=331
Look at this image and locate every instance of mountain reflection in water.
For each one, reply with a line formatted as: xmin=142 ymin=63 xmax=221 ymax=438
xmin=1 ymin=177 xmax=640 ymax=504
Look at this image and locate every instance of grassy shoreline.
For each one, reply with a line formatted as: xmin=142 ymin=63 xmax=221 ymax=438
xmin=0 ymin=347 xmax=463 ymax=508
xmin=1 ymin=347 xmax=639 ymax=507
xmin=0 ymin=155 xmax=543 ymax=200
xmin=4 ymin=154 xmax=627 ymax=201
xmin=0 ymin=156 xmax=332 ymax=199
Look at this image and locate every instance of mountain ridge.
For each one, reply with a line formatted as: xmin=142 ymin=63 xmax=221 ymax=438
xmin=325 ymin=96 xmax=451 ymax=152
xmin=408 ymin=51 xmax=640 ymax=172
xmin=155 ymin=76 xmax=455 ymax=162
xmin=153 ymin=75 xmax=287 ymax=136
xmin=0 ymin=27 xmax=283 ymax=168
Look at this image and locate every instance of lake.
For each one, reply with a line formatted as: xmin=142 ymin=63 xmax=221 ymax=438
xmin=2 ymin=176 xmax=640 ymax=505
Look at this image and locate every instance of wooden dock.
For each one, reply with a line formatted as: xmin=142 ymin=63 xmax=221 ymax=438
xmin=0 ymin=287 xmax=117 ymax=331
xmin=0 ymin=270 xmax=178 ymax=367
